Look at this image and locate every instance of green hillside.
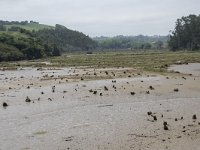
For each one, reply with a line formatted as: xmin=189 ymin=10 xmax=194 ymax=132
xmin=0 ymin=20 xmax=97 ymax=61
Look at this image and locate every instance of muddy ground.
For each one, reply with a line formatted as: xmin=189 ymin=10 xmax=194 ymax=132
xmin=0 ymin=64 xmax=200 ymax=150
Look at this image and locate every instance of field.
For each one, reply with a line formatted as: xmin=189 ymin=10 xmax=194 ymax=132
xmin=1 ymin=51 xmax=200 ymax=73
xmin=1 ymin=51 xmax=200 ymax=150
xmin=5 ymin=23 xmax=54 ymax=31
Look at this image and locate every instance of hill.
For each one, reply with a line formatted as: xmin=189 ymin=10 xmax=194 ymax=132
xmin=0 ymin=20 xmax=97 ymax=61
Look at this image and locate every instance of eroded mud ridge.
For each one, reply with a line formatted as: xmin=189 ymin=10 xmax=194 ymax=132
xmin=1 ymin=64 xmax=200 ymax=150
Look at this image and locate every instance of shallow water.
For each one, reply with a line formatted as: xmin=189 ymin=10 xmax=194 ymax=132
xmin=169 ymin=63 xmax=200 ymax=76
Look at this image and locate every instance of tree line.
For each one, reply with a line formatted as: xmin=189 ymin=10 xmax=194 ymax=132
xmin=94 ymin=35 xmax=168 ymax=50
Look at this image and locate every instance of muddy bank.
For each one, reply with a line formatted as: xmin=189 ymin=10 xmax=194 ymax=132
xmin=0 ymin=65 xmax=200 ymax=150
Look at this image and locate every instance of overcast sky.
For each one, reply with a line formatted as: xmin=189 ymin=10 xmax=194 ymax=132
xmin=0 ymin=0 xmax=199 ymax=37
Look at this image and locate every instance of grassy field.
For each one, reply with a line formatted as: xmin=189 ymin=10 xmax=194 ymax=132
xmin=49 ymin=51 xmax=200 ymax=72
xmin=1 ymin=51 xmax=200 ymax=73
xmin=5 ymin=23 xmax=54 ymax=31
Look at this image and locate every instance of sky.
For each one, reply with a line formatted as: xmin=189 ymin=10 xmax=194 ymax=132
xmin=0 ymin=0 xmax=200 ymax=37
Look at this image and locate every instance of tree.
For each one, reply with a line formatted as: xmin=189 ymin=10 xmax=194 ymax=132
xmin=168 ymin=14 xmax=200 ymax=51
xmin=155 ymin=41 xmax=163 ymax=49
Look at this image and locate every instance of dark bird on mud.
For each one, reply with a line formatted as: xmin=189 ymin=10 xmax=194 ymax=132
xmin=93 ymin=91 xmax=97 ymax=94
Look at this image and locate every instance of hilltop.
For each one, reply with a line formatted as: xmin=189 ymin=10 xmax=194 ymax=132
xmin=0 ymin=20 xmax=54 ymax=31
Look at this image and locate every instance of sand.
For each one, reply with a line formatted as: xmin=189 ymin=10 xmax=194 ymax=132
xmin=0 ymin=64 xmax=200 ymax=150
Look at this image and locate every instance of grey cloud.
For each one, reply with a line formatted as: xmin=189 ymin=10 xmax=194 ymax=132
xmin=0 ymin=0 xmax=200 ymax=36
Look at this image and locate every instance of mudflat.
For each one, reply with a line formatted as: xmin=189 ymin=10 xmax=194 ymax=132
xmin=0 ymin=64 xmax=200 ymax=150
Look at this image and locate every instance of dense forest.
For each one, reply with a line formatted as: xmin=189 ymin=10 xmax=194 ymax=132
xmin=94 ymin=35 xmax=168 ymax=50
xmin=0 ymin=21 xmax=97 ymax=61
xmin=168 ymin=14 xmax=200 ymax=51
xmin=36 ymin=24 xmax=97 ymax=52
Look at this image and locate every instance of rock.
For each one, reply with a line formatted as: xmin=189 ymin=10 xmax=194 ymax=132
xmin=130 ymin=92 xmax=135 ymax=95
xmin=104 ymin=86 xmax=108 ymax=91
xmin=164 ymin=124 xmax=169 ymax=130
xmin=182 ymin=77 xmax=186 ymax=80
xmin=3 ymin=102 xmax=8 ymax=107
xmin=153 ymin=116 xmax=157 ymax=121
xmin=192 ymin=114 xmax=197 ymax=120
xmin=174 ymin=88 xmax=179 ymax=92
xmin=163 ymin=122 xmax=168 ymax=126
xmin=175 ymin=118 xmax=178 ymax=121
xmin=149 ymin=86 xmax=154 ymax=90
xmin=147 ymin=111 xmax=152 ymax=115
xmin=112 ymin=80 xmax=116 ymax=83
xmin=25 ymin=96 xmax=31 ymax=102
